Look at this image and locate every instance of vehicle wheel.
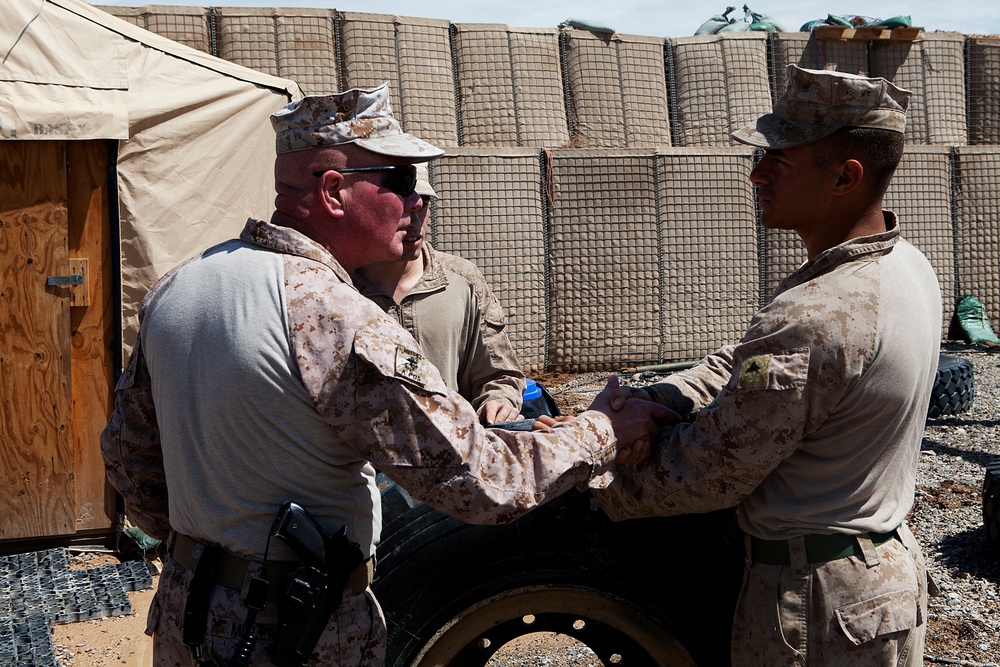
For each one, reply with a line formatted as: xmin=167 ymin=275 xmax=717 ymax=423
xmin=984 ymin=460 xmax=1000 ymax=557
xmin=374 ymin=476 xmax=743 ymax=667
xmin=928 ymin=354 xmax=975 ymax=419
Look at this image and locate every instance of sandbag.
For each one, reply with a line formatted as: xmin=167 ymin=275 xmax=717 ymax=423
xmin=695 ymin=6 xmax=737 ymax=35
xmin=950 ymin=294 xmax=1000 ymax=346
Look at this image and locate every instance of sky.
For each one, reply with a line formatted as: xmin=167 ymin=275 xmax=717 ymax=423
xmin=90 ymin=0 xmax=1000 ymax=37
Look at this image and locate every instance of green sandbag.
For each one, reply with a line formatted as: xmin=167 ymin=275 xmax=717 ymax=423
xmin=825 ymin=14 xmax=854 ymax=27
xmin=695 ymin=6 xmax=737 ymax=35
xmin=869 ymin=15 xmax=911 ymax=28
xmin=558 ymin=18 xmax=616 ymax=34
xmin=951 ymin=294 xmax=1000 ymax=345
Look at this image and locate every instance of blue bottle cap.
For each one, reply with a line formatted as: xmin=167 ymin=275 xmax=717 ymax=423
xmin=523 ymin=378 xmax=542 ymax=401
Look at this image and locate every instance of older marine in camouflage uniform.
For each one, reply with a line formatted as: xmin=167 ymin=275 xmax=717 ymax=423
xmin=597 ymin=65 xmax=941 ymax=666
xmin=101 ymin=83 xmax=667 ymax=666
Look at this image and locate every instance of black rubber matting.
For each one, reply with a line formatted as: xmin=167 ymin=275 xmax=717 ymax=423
xmin=0 ymin=548 xmax=154 ymax=666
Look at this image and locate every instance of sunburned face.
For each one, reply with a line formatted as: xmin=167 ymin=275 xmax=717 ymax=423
xmin=335 ymin=164 xmax=424 ymax=269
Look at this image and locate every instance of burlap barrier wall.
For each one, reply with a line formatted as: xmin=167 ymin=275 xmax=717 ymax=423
xmin=560 ymin=29 xmax=671 ymax=148
xmin=954 ymin=147 xmax=1000 ymax=330
xmin=101 ymin=5 xmax=212 ymax=52
xmin=657 ymin=148 xmax=760 ymax=361
xmin=968 ymin=38 xmax=1000 ymax=144
xmin=426 ymin=149 xmax=547 ymax=372
xmin=545 ymin=150 xmax=662 ymax=371
xmin=452 ymin=24 xmax=569 ymax=147
xmin=668 ymin=33 xmax=772 ymax=146
xmin=214 ymin=8 xmax=339 ymax=95
xmin=92 ymin=5 xmax=1000 ymax=369
xmin=870 ymin=33 xmax=967 ymax=146
xmin=338 ymin=12 xmax=458 ymax=147
xmin=883 ymin=147 xmax=957 ymax=334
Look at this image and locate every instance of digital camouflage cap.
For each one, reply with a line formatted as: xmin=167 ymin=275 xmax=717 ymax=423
xmin=732 ymin=64 xmax=912 ymax=149
xmin=270 ymin=82 xmax=444 ymax=160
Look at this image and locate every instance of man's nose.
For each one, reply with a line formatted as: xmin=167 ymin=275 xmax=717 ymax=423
xmin=403 ymin=190 xmax=423 ymax=211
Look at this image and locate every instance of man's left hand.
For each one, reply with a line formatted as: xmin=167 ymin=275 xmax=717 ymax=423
xmin=479 ymin=400 xmax=522 ymax=425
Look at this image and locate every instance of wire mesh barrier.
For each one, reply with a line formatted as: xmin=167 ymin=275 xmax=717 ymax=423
xmin=968 ymin=37 xmax=1000 ymax=144
xmin=338 ymin=12 xmax=459 ymax=147
xmin=452 ymin=24 xmax=569 ymax=147
xmin=545 ymin=150 xmax=663 ymax=371
xmin=668 ymin=33 xmax=772 ymax=147
xmin=560 ymin=29 xmax=672 ymax=148
xmin=953 ymin=147 xmax=1000 ymax=330
xmin=215 ymin=7 xmax=339 ymax=96
xmin=870 ymin=33 xmax=967 ymax=146
xmin=99 ymin=4 xmax=213 ymax=53
xmin=883 ymin=147 xmax=957 ymax=333
xmin=90 ymin=5 xmax=1000 ymax=369
xmin=657 ymin=148 xmax=760 ymax=361
xmin=428 ymin=149 xmax=548 ymax=372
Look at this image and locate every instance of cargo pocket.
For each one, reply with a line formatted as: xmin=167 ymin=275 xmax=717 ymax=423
xmin=834 ymin=587 xmax=919 ymax=645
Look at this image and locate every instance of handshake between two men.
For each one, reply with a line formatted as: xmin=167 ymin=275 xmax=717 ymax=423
xmin=533 ymin=375 xmax=679 ymax=465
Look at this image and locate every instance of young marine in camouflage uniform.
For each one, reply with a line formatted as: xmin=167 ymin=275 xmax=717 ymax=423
xmin=100 ymin=84 xmax=669 ymax=666
xmin=597 ymin=65 xmax=941 ymax=666
xmin=352 ymin=164 xmax=527 ymax=425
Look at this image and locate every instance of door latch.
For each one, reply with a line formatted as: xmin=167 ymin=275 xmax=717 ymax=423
xmin=46 ymin=274 xmax=84 ymax=286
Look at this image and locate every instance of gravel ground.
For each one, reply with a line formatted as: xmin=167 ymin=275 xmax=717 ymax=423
xmin=531 ymin=341 xmax=1000 ymax=667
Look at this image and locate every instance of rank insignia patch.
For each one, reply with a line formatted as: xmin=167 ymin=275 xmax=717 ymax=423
xmin=395 ymin=346 xmax=428 ymax=387
xmin=738 ymin=353 xmax=772 ymax=390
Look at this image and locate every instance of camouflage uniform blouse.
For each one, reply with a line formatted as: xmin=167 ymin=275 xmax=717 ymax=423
xmin=101 ymin=218 xmax=616 ymax=561
xmin=596 ymin=215 xmax=942 ymax=540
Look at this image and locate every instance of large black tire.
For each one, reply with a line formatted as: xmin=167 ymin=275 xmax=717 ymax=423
xmin=373 ymin=476 xmax=743 ymax=667
xmin=928 ymin=354 xmax=975 ymax=419
xmin=984 ymin=461 xmax=1000 ymax=557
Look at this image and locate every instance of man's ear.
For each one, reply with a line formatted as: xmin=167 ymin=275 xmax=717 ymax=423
xmin=833 ymin=159 xmax=864 ymax=196
xmin=317 ymin=171 xmax=347 ymax=219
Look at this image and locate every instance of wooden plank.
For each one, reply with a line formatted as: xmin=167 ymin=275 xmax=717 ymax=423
xmin=67 ymin=141 xmax=116 ymax=534
xmin=0 ymin=141 xmax=76 ymax=539
xmin=812 ymin=25 xmax=923 ymax=42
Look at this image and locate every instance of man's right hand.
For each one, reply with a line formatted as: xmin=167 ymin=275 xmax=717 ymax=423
xmin=588 ymin=375 xmax=680 ymax=463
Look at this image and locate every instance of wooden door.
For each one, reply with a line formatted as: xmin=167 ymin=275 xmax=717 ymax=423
xmin=0 ymin=141 xmax=76 ymax=539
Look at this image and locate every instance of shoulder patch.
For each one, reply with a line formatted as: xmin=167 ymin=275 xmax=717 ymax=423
xmin=738 ymin=353 xmax=773 ymax=390
xmin=395 ymin=346 xmax=430 ymax=387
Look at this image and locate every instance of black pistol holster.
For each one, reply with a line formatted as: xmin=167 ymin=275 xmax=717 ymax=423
xmin=269 ymin=501 xmax=366 ymax=667
xmin=183 ymin=543 xmax=224 ymax=667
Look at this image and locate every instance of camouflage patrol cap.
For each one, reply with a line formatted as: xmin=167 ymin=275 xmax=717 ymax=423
xmin=270 ymin=82 xmax=444 ymax=160
xmin=415 ymin=163 xmax=437 ymax=199
xmin=732 ymin=64 xmax=911 ymax=149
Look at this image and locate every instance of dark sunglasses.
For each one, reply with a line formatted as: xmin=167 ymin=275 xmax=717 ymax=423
xmin=313 ymin=164 xmax=417 ymax=197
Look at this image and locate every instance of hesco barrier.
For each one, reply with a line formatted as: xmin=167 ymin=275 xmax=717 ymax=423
xmin=98 ymin=5 xmax=1000 ymax=371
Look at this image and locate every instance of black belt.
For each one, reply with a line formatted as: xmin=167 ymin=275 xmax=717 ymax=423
xmin=749 ymin=529 xmax=900 ymax=566
xmin=170 ymin=532 xmax=373 ymax=598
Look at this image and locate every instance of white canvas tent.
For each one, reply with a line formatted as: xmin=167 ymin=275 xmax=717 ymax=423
xmin=1 ymin=0 xmax=301 ymax=542
xmin=2 ymin=0 xmax=302 ymax=350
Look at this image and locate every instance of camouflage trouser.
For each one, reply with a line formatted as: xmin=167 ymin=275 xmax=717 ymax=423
xmin=147 ymin=551 xmax=386 ymax=667
xmin=732 ymin=524 xmax=927 ymax=667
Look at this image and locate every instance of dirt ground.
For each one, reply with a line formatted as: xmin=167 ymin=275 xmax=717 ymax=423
xmin=53 ymin=556 xmax=584 ymax=667
xmin=53 ymin=586 xmax=154 ymax=667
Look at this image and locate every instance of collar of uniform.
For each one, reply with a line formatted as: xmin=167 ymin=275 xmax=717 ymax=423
xmin=350 ymin=242 xmax=450 ymax=301
xmin=239 ymin=218 xmax=353 ymax=285
xmin=407 ymin=242 xmax=450 ymax=296
xmin=779 ymin=211 xmax=901 ymax=292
